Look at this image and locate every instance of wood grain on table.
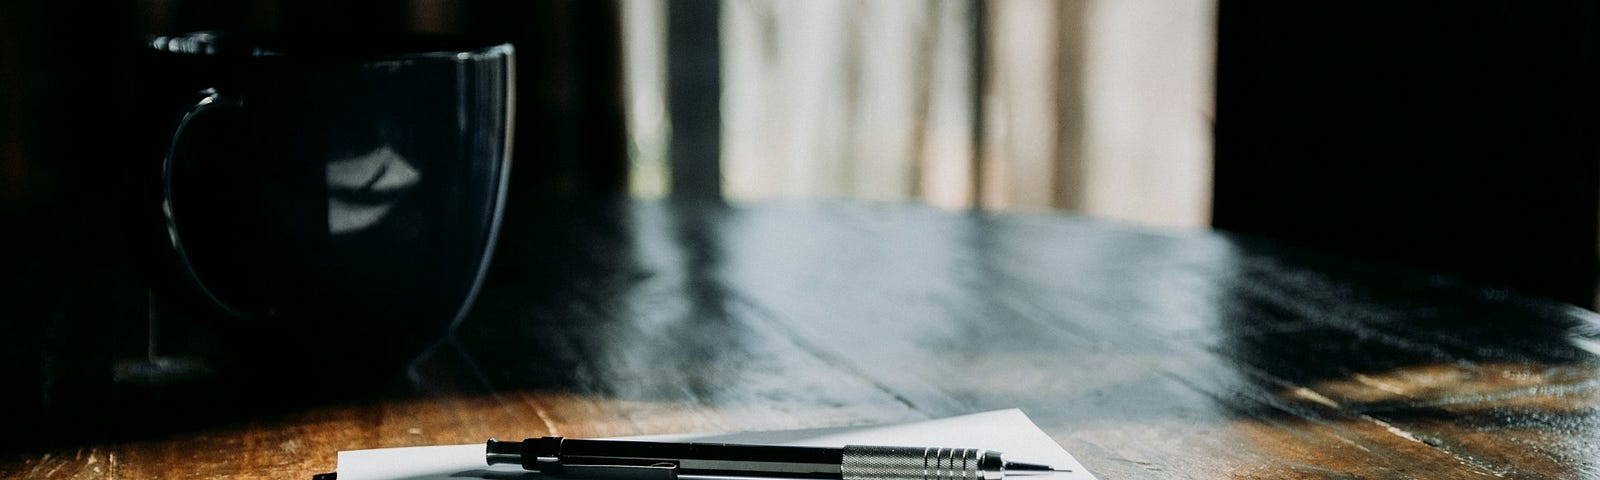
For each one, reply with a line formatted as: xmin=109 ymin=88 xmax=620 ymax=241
xmin=4 ymin=200 xmax=1598 ymax=479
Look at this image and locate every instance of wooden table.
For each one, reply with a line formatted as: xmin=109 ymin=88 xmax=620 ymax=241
xmin=3 ymin=200 xmax=1599 ymax=479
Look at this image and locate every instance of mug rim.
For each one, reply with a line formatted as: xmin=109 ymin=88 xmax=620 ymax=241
xmin=147 ymin=31 xmax=513 ymax=61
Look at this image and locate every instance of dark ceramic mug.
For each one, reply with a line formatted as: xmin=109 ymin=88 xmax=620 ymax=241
xmin=136 ymin=32 xmax=514 ymax=376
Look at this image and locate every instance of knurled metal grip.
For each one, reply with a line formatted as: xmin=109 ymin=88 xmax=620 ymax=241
xmin=841 ymin=446 xmax=987 ymax=480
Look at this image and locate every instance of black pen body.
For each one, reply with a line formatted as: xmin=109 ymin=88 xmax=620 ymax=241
xmin=496 ymin=437 xmax=846 ymax=479
xmin=565 ymin=438 xmax=845 ymax=478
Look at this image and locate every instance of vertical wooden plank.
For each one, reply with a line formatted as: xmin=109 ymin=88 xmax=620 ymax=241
xmin=668 ymin=0 xmax=722 ymax=200
xmin=968 ymin=0 xmax=988 ymax=208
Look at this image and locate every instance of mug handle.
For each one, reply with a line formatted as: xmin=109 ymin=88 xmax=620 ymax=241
xmin=159 ymin=87 xmax=259 ymax=320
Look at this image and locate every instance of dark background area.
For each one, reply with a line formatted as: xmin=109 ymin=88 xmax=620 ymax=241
xmin=1214 ymin=1 xmax=1600 ymax=307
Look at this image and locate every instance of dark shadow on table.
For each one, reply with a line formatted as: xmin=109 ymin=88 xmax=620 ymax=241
xmin=431 ymin=198 xmax=783 ymax=403
xmin=1207 ymin=233 xmax=1600 ymax=474
xmin=0 ymin=200 xmax=651 ymax=456
xmin=1211 ymin=234 xmax=1600 ymax=386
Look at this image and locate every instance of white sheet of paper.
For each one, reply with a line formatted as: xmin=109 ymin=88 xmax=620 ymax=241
xmin=336 ymin=409 xmax=1096 ymax=480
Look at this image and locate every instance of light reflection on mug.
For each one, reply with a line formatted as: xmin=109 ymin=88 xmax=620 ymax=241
xmin=326 ymin=145 xmax=422 ymax=235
